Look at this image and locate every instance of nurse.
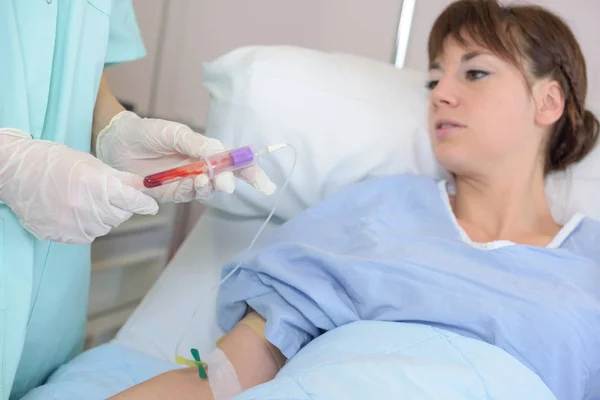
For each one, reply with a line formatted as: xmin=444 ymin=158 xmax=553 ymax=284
xmin=0 ymin=1 xmax=274 ymax=399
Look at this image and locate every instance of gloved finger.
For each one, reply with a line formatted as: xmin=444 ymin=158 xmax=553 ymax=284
xmin=234 ymin=165 xmax=277 ymax=195
xmin=139 ymin=178 xmax=194 ymax=203
xmin=214 ymin=171 xmax=235 ymax=194
xmin=71 ymin=184 xmax=116 ymax=239
xmin=172 ymin=177 xmax=195 ymax=203
xmin=193 ymin=174 xmax=215 ymax=200
xmin=88 ymin=180 xmax=133 ymax=230
xmin=72 ymin=207 xmax=113 ymax=242
xmin=143 ymin=184 xmax=176 ymax=204
xmin=174 ymin=128 xmax=225 ymax=159
xmin=113 ymin=170 xmax=149 ymax=191
xmin=103 ymin=208 xmax=134 ymax=230
xmin=108 ymin=171 xmax=159 ymax=215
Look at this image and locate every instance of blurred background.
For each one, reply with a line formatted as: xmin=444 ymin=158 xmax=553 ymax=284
xmin=88 ymin=0 xmax=600 ymax=348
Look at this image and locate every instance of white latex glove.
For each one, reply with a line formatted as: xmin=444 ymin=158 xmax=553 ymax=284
xmin=0 ymin=129 xmax=159 ymax=244
xmin=95 ymin=111 xmax=276 ymax=203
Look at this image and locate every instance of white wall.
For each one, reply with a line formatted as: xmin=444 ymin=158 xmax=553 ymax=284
xmin=105 ymin=0 xmax=404 ymax=238
xmin=104 ymin=0 xmax=164 ymax=117
xmin=107 ymin=0 xmax=404 ymax=128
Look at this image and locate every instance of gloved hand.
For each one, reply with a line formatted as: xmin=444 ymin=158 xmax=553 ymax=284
xmin=95 ymin=111 xmax=276 ymax=203
xmin=0 ymin=129 xmax=159 ymax=244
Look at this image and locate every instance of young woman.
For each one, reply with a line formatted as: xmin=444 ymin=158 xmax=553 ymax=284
xmin=110 ymin=1 xmax=600 ymax=399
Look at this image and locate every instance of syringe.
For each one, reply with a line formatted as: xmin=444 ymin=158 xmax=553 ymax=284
xmin=143 ymin=143 xmax=288 ymax=188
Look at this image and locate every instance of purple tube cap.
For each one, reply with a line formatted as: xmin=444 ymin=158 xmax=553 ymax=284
xmin=229 ymin=146 xmax=255 ymax=167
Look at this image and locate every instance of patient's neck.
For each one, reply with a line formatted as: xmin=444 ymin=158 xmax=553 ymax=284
xmin=450 ymin=164 xmax=559 ymax=243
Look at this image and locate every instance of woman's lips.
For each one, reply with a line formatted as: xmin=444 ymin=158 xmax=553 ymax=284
xmin=435 ymin=119 xmax=465 ymax=138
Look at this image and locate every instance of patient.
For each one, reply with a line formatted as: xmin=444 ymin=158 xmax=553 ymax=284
xmin=111 ymin=1 xmax=600 ymax=399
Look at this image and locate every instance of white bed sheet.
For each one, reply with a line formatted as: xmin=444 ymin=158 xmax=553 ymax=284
xmin=113 ymin=208 xmax=281 ymax=361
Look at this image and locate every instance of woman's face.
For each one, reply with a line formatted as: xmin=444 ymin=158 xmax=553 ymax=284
xmin=427 ymin=36 xmax=542 ymax=176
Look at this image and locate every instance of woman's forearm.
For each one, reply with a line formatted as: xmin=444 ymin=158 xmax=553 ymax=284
xmin=218 ymin=319 xmax=286 ymax=390
xmin=108 ymin=313 xmax=285 ymax=399
xmin=108 ymin=367 xmax=213 ymax=400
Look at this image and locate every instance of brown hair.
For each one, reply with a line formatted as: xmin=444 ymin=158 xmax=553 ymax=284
xmin=428 ymin=0 xmax=599 ymax=173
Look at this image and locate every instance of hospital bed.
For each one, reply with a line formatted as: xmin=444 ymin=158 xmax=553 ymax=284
xmin=115 ymin=209 xmax=282 ymax=359
xmin=115 ymin=44 xmax=445 ymax=360
xmin=22 ymin=45 xmax=600 ymax=400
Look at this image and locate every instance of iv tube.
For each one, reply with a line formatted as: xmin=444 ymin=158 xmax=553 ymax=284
xmin=143 ymin=144 xmax=288 ymax=188
xmin=174 ymin=142 xmax=297 ymax=359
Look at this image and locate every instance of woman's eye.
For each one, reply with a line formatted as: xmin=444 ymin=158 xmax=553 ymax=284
xmin=425 ymin=70 xmax=488 ymax=90
xmin=466 ymin=70 xmax=489 ymax=81
xmin=425 ymin=80 xmax=439 ymax=90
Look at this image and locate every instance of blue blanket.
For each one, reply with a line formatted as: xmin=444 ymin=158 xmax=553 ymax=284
xmin=19 ymin=323 xmax=556 ymax=400
xmin=218 ymin=174 xmax=600 ymax=400
xmin=20 ymin=344 xmax=180 ymax=399
xmin=23 ymin=174 xmax=599 ymax=399
xmin=236 ymin=321 xmax=556 ymax=400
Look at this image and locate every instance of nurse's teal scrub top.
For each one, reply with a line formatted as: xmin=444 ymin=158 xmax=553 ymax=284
xmin=0 ymin=1 xmax=145 ymax=398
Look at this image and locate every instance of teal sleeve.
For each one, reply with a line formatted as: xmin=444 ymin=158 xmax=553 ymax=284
xmin=105 ymin=0 xmax=146 ymax=66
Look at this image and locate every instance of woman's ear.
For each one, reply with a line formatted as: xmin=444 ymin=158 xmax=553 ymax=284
xmin=534 ymin=79 xmax=565 ymax=127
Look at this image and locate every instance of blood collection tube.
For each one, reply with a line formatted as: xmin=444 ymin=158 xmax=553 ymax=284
xmin=143 ymin=144 xmax=287 ymax=188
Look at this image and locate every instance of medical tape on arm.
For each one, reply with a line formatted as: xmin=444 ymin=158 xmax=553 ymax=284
xmin=216 ymin=312 xmax=267 ymax=348
xmin=208 ymin=312 xmax=266 ymax=400
xmin=206 ymin=347 xmax=243 ymax=400
xmin=239 ymin=312 xmax=267 ymax=338
xmin=218 ymin=311 xmax=285 ymax=369
xmin=240 ymin=313 xmax=286 ymax=368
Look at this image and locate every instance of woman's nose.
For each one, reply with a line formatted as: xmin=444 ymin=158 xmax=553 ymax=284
xmin=431 ymin=77 xmax=459 ymax=108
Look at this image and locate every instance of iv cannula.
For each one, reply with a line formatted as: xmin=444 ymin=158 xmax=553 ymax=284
xmin=143 ymin=143 xmax=288 ymax=189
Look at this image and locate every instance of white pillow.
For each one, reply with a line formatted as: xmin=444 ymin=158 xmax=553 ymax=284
xmin=202 ymin=45 xmax=443 ymax=220
xmin=202 ymin=45 xmax=600 ymax=223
